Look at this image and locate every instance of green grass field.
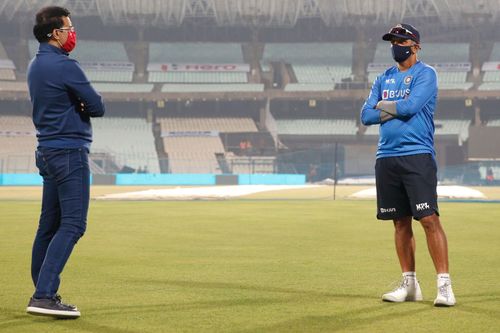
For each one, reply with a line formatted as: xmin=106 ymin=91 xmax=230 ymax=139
xmin=1 ymin=188 xmax=499 ymax=332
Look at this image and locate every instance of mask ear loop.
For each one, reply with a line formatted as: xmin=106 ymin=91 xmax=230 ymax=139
xmin=47 ymin=31 xmax=64 ymax=48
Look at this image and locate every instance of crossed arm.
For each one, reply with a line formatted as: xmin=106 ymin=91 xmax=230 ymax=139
xmin=361 ymin=68 xmax=437 ymax=126
xmin=64 ymin=59 xmax=106 ymax=117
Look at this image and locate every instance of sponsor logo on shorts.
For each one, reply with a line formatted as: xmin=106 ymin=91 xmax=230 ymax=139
xmin=416 ymin=202 xmax=430 ymax=211
xmin=380 ymin=207 xmax=396 ymax=213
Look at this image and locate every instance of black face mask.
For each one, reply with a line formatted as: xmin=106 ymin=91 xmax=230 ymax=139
xmin=391 ymin=44 xmax=413 ymax=63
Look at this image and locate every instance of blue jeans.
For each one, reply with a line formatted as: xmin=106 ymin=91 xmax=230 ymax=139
xmin=32 ymin=147 xmax=90 ymax=299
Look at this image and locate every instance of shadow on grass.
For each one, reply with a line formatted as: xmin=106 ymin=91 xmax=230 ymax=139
xmin=448 ymin=292 xmax=500 ymax=320
xmin=0 ymin=279 xmax=374 ymax=332
xmin=0 ymin=309 xmax=29 ymax=332
xmin=0 ymin=306 xmax=141 ymax=333
xmin=4 ymin=282 xmax=497 ymax=332
xmin=80 ymin=278 xmax=378 ymax=317
xmin=85 ymin=297 xmax=290 ymax=317
xmin=130 ymin=278 xmax=374 ymax=299
xmin=235 ymin=305 xmax=432 ymax=333
xmin=458 ymin=291 xmax=500 ymax=300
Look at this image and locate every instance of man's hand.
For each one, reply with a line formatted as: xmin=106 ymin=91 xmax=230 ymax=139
xmin=376 ymin=100 xmax=398 ymax=123
xmin=380 ymin=110 xmax=395 ymax=123
xmin=376 ymin=100 xmax=397 ymax=116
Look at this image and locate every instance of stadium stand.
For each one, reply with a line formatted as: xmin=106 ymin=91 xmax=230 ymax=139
xmin=147 ymin=42 xmax=253 ymax=88
xmin=478 ymin=82 xmax=500 ymax=91
xmin=158 ymin=116 xmax=259 ymax=173
xmin=0 ymin=116 xmax=37 ymax=173
xmin=161 ymin=84 xmax=263 ymax=93
xmin=83 ymin=71 xmax=133 ymax=82
xmin=261 ymin=43 xmax=353 ymax=89
xmin=276 ymin=119 xmax=357 ymax=135
xmin=0 ymin=1 xmax=499 ymax=186
xmin=419 ymin=43 xmax=470 ymax=63
xmin=363 ymin=124 xmax=380 ymax=136
xmin=479 ymin=42 xmax=500 ymax=91
xmin=70 ymin=41 xmax=129 ymax=62
xmin=421 ymin=43 xmax=473 ymax=91
xmin=364 ymin=120 xmax=470 ymax=144
xmin=0 ymin=68 xmax=15 ymax=81
xmin=29 ymin=40 xmax=129 ymax=62
xmin=92 ymin=83 xmax=154 ymax=93
xmin=478 ymin=166 xmax=500 ymax=180
xmin=163 ymin=137 xmax=225 ymax=174
xmin=149 ymin=43 xmax=244 ymax=63
xmin=91 ymin=117 xmax=159 ymax=173
xmin=158 ymin=117 xmax=258 ymax=133
xmin=284 ymin=83 xmax=335 ymax=92
xmin=28 ymin=40 xmax=135 ymax=88
xmin=150 ymin=72 xmax=247 ymax=83
xmin=0 ymin=42 xmax=16 ymax=81
xmin=262 ymin=43 xmax=352 ymax=66
xmin=0 ymin=81 xmax=28 ymax=92
xmin=483 ymin=71 xmax=500 ymax=82
xmin=369 ymin=43 xmax=473 ymax=90
xmin=488 ymin=42 xmax=500 ymax=60
xmin=434 ymin=119 xmax=471 ymax=145
xmin=225 ymin=153 xmax=276 ymax=174
xmin=487 ymin=118 xmax=500 ymax=126
xmin=372 ymin=43 xmax=393 ymax=64
xmin=371 ymin=42 xmax=471 ymax=64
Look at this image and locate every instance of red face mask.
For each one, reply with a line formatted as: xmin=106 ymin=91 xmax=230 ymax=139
xmin=61 ymin=30 xmax=77 ymax=53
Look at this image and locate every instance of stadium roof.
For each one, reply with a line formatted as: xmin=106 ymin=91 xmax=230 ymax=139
xmin=2 ymin=0 xmax=499 ymax=28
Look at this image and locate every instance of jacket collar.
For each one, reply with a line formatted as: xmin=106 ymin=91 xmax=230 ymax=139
xmin=38 ymin=42 xmax=69 ymax=56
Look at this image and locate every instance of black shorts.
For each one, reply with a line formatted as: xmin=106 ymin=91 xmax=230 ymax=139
xmin=375 ymin=153 xmax=439 ymax=220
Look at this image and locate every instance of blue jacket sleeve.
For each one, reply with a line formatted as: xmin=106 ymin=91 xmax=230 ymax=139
xmin=360 ymin=76 xmax=382 ymax=125
xmin=395 ymin=67 xmax=437 ymax=117
xmin=64 ymin=59 xmax=105 ymax=117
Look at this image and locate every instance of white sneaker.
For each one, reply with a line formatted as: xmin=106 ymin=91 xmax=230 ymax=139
xmin=382 ymin=277 xmax=423 ymax=302
xmin=434 ymin=279 xmax=456 ymax=307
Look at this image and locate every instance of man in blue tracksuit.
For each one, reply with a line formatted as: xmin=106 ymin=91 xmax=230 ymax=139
xmin=26 ymin=6 xmax=105 ymax=318
xmin=361 ymin=24 xmax=455 ymax=306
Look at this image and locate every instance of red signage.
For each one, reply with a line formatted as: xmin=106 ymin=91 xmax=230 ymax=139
xmin=148 ymin=63 xmax=250 ymax=72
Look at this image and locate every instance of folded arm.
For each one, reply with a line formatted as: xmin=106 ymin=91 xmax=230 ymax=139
xmin=361 ymin=76 xmax=394 ymax=125
xmin=64 ymin=60 xmax=105 ymax=117
xmin=375 ymin=68 xmax=437 ymax=119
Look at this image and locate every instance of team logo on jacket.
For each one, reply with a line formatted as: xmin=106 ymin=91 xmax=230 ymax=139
xmin=404 ymin=75 xmax=413 ymax=85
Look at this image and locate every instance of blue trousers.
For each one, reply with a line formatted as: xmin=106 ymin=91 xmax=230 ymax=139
xmin=32 ymin=147 xmax=90 ymax=299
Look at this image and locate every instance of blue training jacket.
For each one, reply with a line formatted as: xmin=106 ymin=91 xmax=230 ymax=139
xmin=27 ymin=43 xmax=105 ymax=149
xmin=360 ymin=60 xmax=437 ymax=158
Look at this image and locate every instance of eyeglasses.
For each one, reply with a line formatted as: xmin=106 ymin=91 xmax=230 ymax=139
xmin=57 ymin=26 xmax=75 ymax=32
xmin=389 ymin=26 xmax=417 ymax=41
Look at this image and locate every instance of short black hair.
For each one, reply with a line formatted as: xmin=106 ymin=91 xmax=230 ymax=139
xmin=33 ymin=6 xmax=71 ymax=43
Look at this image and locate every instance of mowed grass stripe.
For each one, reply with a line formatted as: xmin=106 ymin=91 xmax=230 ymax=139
xmin=0 ymin=200 xmax=499 ymax=332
